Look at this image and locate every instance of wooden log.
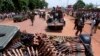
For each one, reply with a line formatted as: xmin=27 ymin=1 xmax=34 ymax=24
xmin=58 ymin=45 xmax=67 ymax=51
xmin=42 ymin=44 xmax=52 ymax=56
xmin=39 ymin=43 xmax=47 ymax=53
xmin=35 ymin=49 xmax=38 ymax=56
xmin=38 ymin=40 xmax=45 ymax=49
xmin=11 ymin=49 xmax=18 ymax=56
xmin=16 ymin=49 xmax=21 ymax=56
xmin=52 ymin=50 xmax=58 ymax=56
xmin=19 ymin=49 xmax=24 ymax=56
xmin=31 ymin=46 xmax=35 ymax=56
xmin=50 ymin=48 xmax=57 ymax=56
xmin=3 ymin=53 xmax=7 ymax=56
xmin=27 ymin=47 xmax=31 ymax=56
xmin=33 ymin=38 xmax=39 ymax=45
xmin=7 ymin=51 xmax=13 ymax=56
xmin=44 ymin=48 xmax=51 ymax=56
xmin=46 ymin=49 xmax=53 ymax=56
xmin=62 ymin=54 xmax=66 ymax=56
xmin=57 ymin=52 xmax=62 ymax=56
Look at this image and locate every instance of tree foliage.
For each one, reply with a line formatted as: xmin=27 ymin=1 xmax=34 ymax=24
xmin=12 ymin=0 xmax=21 ymax=11
xmin=0 ymin=0 xmax=48 ymax=12
xmin=19 ymin=0 xmax=29 ymax=11
xmin=73 ymin=0 xmax=85 ymax=10
xmin=39 ymin=0 xmax=48 ymax=9
xmin=84 ymin=3 xmax=94 ymax=9
xmin=0 ymin=0 xmax=15 ymax=12
xmin=28 ymin=0 xmax=36 ymax=10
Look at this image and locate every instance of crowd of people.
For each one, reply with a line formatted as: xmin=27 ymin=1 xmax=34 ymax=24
xmin=28 ymin=10 xmax=47 ymax=26
xmin=0 ymin=8 xmax=99 ymax=36
xmin=0 ymin=12 xmax=16 ymax=20
xmin=28 ymin=7 xmax=65 ymax=29
xmin=73 ymin=11 xmax=100 ymax=36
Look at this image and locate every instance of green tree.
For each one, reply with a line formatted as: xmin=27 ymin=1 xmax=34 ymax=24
xmin=0 ymin=0 xmax=3 ymax=12
xmin=44 ymin=2 xmax=48 ymax=8
xmin=28 ymin=0 xmax=48 ymax=10
xmin=39 ymin=0 xmax=48 ymax=9
xmin=41 ymin=0 xmax=48 ymax=8
xmin=73 ymin=0 xmax=85 ymax=10
xmin=12 ymin=0 xmax=29 ymax=11
xmin=38 ymin=0 xmax=45 ymax=9
xmin=19 ymin=0 xmax=29 ymax=11
xmin=0 ymin=0 xmax=48 ymax=12
xmin=1 ymin=0 xmax=15 ymax=12
xmin=28 ymin=0 xmax=36 ymax=10
xmin=85 ymin=3 xmax=94 ymax=9
xmin=12 ymin=0 xmax=21 ymax=11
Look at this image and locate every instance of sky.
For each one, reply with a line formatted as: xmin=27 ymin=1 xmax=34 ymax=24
xmin=46 ymin=0 xmax=100 ymax=8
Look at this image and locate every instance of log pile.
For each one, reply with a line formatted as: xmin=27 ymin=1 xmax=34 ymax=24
xmin=2 ymin=33 xmax=86 ymax=56
xmin=48 ymin=35 xmax=85 ymax=56
xmin=37 ymin=34 xmax=65 ymax=56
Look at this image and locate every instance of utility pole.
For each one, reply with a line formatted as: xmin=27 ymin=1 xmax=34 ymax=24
xmin=96 ymin=2 xmax=97 ymax=8
xmin=67 ymin=0 xmax=69 ymax=7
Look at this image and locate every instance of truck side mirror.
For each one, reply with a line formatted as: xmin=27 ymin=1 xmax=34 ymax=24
xmin=79 ymin=34 xmax=91 ymax=45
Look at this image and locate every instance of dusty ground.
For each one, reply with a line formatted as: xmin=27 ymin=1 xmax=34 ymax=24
xmin=0 ymin=14 xmax=100 ymax=56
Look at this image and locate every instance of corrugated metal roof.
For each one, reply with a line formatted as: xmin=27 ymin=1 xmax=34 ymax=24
xmin=0 ymin=25 xmax=19 ymax=50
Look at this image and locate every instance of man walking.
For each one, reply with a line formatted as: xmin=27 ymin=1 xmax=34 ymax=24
xmin=74 ymin=18 xmax=78 ymax=30
xmin=90 ymin=17 xmax=96 ymax=36
xmin=94 ymin=17 xmax=100 ymax=33
xmin=28 ymin=11 xmax=36 ymax=26
xmin=75 ymin=18 xmax=84 ymax=36
xmin=90 ymin=16 xmax=100 ymax=36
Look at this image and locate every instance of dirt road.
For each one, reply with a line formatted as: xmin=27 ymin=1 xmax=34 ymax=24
xmin=0 ymin=14 xmax=100 ymax=56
